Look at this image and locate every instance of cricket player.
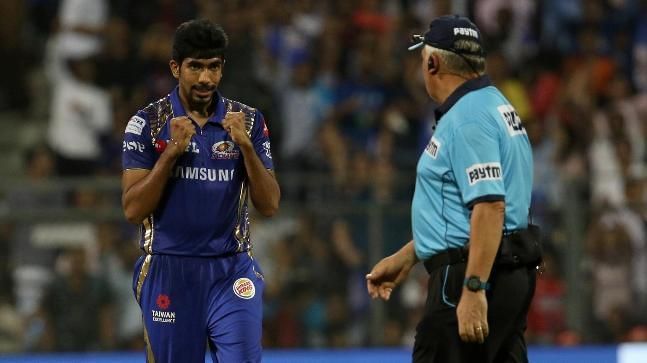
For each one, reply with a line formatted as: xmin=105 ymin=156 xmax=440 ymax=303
xmin=121 ymin=19 xmax=280 ymax=362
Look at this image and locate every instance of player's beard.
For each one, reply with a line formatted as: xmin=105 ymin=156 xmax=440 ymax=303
xmin=191 ymin=85 xmax=216 ymax=105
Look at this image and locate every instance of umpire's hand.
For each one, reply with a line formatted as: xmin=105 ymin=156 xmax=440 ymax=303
xmin=457 ymin=291 xmax=489 ymax=344
xmin=366 ymin=247 xmax=416 ymax=300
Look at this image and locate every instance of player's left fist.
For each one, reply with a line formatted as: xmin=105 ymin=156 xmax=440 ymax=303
xmin=222 ymin=111 xmax=251 ymax=148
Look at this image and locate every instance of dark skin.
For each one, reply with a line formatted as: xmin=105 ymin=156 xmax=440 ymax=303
xmin=122 ymin=56 xmax=280 ymax=224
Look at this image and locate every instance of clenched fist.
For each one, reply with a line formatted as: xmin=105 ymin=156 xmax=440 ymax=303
xmin=168 ymin=116 xmax=196 ymax=156
xmin=222 ymin=111 xmax=251 ymax=148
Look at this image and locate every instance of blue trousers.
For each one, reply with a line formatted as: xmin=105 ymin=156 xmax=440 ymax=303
xmin=132 ymin=252 xmax=265 ymax=363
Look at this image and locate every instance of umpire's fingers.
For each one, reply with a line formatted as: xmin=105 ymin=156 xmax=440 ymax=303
xmin=481 ymin=322 xmax=489 ymax=341
xmin=366 ymin=273 xmax=380 ymax=299
xmin=379 ymin=286 xmax=393 ymax=300
xmin=474 ymin=325 xmax=486 ymax=344
xmin=459 ymin=321 xmax=475 ymax=343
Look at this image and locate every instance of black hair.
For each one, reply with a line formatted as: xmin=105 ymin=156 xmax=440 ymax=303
xmin=172 ymin=19 xmax=228 ymax=63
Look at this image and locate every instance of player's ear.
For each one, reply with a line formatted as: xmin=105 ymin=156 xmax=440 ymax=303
xmin=169 ymin=60 xmax=180 ymax=79
xmin=428 ymin=53 xmax=439 ymax=75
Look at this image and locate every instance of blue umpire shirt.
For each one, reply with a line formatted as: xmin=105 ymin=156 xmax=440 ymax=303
xmin=412 ymin=76 xmax=533 ymax=260
xmin=122 ymin=87 xmax=274 ymax=257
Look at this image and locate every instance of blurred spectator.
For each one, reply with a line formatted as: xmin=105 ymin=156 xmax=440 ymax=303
xmin=38 ymin=247 xmax=115 ymax=351
xmin=8 ymin=146 xmax=62 ymax=318
xmin=96 ymin=223 xmax=143 ymax=350
xmin=634 ymin=3 xmax=647 ymax=92
xmin=44 ymin=0 xmax=108 ymax=84
xmin=46 ymin=45 xmax=112 ymax=176
xmin=0 ymin=288 xmax=23 ymax=353
xmin=474 ymin=0 xmax=536 ymax=68
xmin=279 ymin=57 xmax=330 ymax=171
xmin=55 ymin=0 xmax=108 ymax=57
xmin=527 ymin=251 xmax=567 ymax=344
xmin=0 ymin=223 xmax=23 ymax=352
xmin=601 ymin=178 xmax=647 ymax=312
xmin=586 ymin=217 xmax=635 ymax=342
xmin=0 ymin=0 xmax=28 ymax=111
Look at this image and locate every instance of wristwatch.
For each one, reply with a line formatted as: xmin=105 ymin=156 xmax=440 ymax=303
xmin=464 ymin=276 xmax=490 ymax=292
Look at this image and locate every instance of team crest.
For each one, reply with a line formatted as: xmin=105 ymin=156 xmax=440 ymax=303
xmin=212 ymin=141 xmax=240 ymax=159
xmin=233 ymin=278 xmax=255 ymax=299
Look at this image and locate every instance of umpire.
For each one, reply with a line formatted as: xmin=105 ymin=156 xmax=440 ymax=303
xmin=366 ymin=15 xmax=540 ymax=363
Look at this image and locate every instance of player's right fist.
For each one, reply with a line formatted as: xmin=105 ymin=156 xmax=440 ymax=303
xmin=168 ymin=117 xmax=196 ymax=156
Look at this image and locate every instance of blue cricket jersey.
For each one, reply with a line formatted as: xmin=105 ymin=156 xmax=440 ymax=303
xmin=412 ymin=76 xmax=533 ymax=260
xmin=122 ymin=87 xmax=274 ymax=256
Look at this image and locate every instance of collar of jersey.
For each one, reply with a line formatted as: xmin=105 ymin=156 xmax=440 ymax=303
xmin=434 ymin=75 xmax=492 ymax=121
xmin=169 ymin=86 xmax=227 ymax=125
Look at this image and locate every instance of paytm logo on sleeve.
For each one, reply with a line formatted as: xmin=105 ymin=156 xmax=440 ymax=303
xmin=466 ymin=162 xmax=502 ymax=185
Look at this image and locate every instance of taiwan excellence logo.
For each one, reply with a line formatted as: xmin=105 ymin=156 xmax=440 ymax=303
xmin=156 ymin=294 xmax=171 ymax=310
xmin=152 ymin=293 xmax=175 ymax=324
xmin=212 ymin=141 xmax=240 ymax=159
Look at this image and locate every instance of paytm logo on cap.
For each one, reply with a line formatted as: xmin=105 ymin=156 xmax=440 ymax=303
xmin=454 ymin=27 xmax=479 ymax=38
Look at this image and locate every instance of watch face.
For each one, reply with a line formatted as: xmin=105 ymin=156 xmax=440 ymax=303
xmin=467 ymin=277 xmax=480 ymax=290
xmin=466 ymin=276 xmax=484 ymax=291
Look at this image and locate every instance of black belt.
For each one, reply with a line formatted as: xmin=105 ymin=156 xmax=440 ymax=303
xmin=423 ymin=246 xmax=468 ymax=273
xmin=423 ymin=225 xmax=543 ymax=274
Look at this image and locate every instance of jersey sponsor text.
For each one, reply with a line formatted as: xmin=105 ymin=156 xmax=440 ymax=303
xmin=497 ymin=105 xmax=526 ymax=136
xmin=425 ymin=136 xmax=441 ymax=159
xmin=233 ymin=278 xmax=256 ymax=299
xmin=454 ymin=27 xmax=479 ymax=38
xmin=151 ymin=309 xmax=176 ymax=324
xmin=466 ymin=162 xmax=502 ymax=185
xmin=123 ymin=140 xmax=146 ymax=152
xmin=173 ymin=166 xmax=235 ymax=182
xmin=125 ymin=116 xmax=145 ymax=135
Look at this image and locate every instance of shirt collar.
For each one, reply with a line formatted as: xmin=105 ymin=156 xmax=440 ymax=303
xmin=434 ymin=75 xmax=492 ymax=121
xmin=169 ymin=86 xmax=227 ymax=124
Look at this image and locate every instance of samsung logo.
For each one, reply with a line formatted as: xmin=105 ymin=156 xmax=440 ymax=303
xmin=173 ymin=167 xmax=235 ymax=182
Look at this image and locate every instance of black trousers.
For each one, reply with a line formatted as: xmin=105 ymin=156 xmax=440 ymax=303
xmin=412 ymin=261 xmax=536 ymax=363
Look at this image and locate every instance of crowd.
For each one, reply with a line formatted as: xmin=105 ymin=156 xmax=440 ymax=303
xmin=0 ymin=0 xmax=645 ymax=352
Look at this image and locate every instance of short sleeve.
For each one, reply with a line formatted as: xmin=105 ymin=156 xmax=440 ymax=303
xmin=250 ymin=111 xmax=274 ymax=170
xmin=451 ymin=122 xmax=505 ymax=207
xmin=122 ymin=113 xmax=156 ymax=170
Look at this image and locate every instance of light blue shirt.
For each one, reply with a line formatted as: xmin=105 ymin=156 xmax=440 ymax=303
xmin=412 ymin=76 xmax=533 ymax=260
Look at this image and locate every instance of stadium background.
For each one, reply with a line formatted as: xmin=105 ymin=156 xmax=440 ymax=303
xmin=0 ymin=0 xmax=646 ymax=362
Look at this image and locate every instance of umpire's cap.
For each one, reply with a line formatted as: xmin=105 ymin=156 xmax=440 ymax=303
xmin=408 ymin=15 xmax=484 ymax=57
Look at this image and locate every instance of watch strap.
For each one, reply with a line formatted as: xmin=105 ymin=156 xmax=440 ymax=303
xmin=464 ymin=276 xmax=490 ymax=291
